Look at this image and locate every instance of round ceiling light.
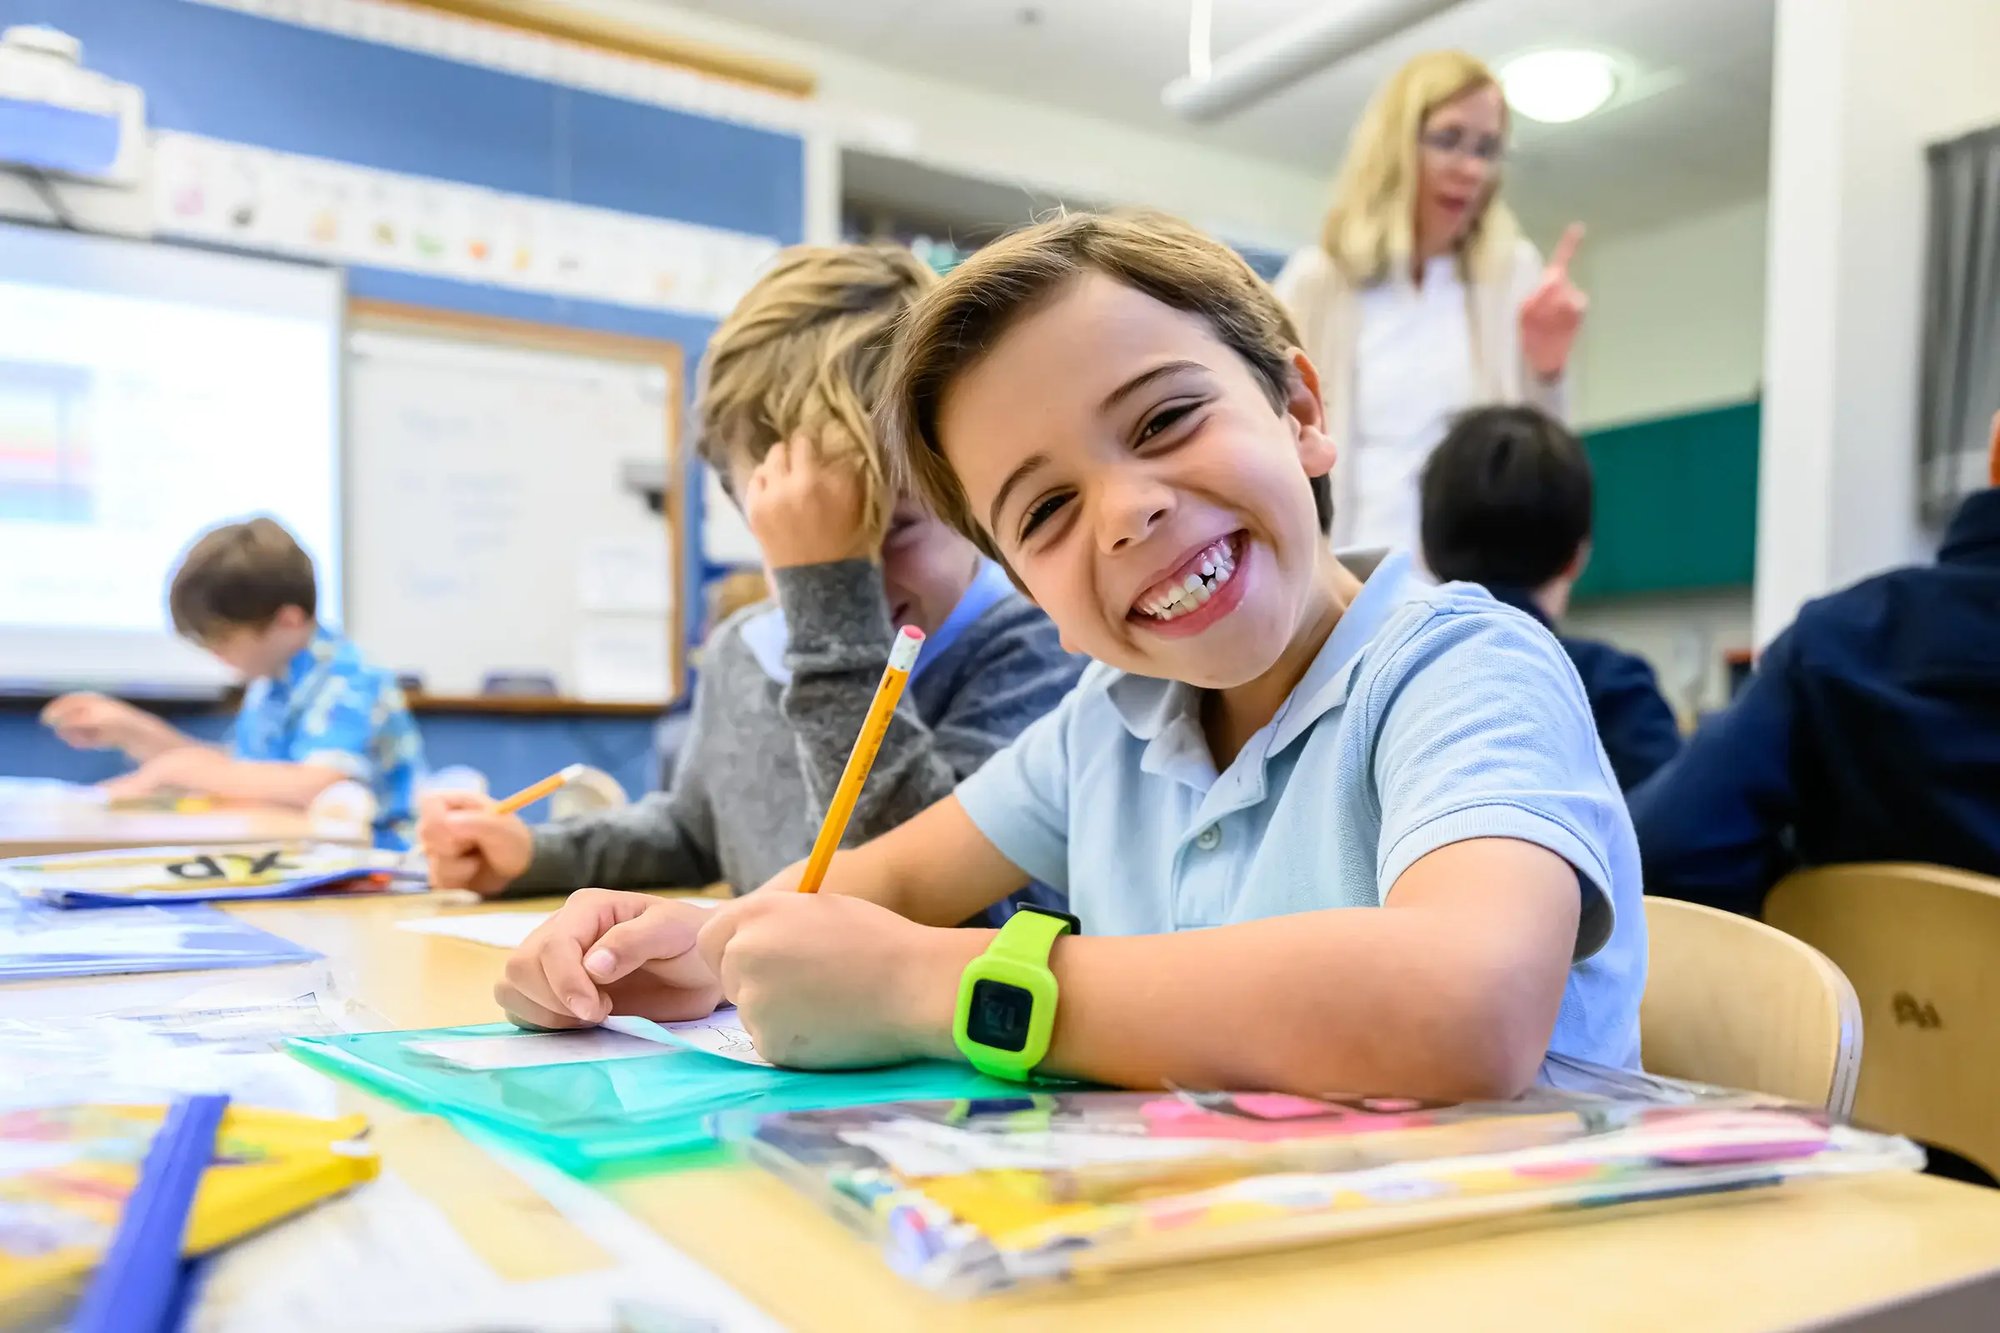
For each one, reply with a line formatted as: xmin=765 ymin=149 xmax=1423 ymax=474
xmin=1500 ymin=49 xmax=1620 ymax=124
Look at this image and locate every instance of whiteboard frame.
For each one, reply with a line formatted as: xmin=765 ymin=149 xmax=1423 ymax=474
xmin=344 ymin=298 xmax=688 ymax=705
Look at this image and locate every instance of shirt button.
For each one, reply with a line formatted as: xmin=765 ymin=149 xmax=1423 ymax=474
xmin=1195 ymin=825 xmax=1222 ymax=851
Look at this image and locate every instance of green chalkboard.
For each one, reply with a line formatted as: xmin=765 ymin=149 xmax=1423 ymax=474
xmin=1572 ymin=399 xmax=1760 ymax=601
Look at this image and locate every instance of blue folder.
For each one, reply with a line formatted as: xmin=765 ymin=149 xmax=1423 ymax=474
xmin=0 ymin=899 xmax=320 ymax=981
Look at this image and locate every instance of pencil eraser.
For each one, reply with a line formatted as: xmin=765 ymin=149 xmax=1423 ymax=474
xmin=888 ymin=625 xmax=925 ymax=670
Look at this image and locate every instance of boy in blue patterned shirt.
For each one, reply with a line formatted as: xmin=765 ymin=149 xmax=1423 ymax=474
xmin=42 ymin=518 xmax=425 ymax=847
xmin=496 ymin=213 xmax=1644 ymax=1099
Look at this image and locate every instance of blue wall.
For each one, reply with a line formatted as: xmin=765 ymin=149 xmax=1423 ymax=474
xmin=1 ymin=703 xmax=662 ymax=816
xmin=0 ymin=0 xmax=802 ymax=798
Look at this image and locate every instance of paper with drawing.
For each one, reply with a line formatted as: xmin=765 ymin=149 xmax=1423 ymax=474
xmin=607 ymin=1007 xmax=772 ymax=1067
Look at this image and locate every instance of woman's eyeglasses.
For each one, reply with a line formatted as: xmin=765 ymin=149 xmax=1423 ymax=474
xmin=1419 ymin=127 xmax=1505 ymax=164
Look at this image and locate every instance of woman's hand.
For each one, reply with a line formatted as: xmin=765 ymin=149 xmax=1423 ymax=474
xmin=1519 ymin=223 xmax=1588 ymax=382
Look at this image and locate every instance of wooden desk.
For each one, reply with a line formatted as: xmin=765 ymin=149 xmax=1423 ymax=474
xmin=0 ymin=806 xmax=368 ymax=858
xmin=169 ymin=893 xmax=2000 ymax=1332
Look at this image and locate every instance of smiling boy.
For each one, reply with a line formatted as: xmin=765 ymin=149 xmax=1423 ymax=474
xmin=496 ymin=213 xmax=1645 ymax=1099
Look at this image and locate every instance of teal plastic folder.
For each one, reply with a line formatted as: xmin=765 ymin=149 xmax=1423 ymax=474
xmin=288 ymin=1024 xmax=1033 ymax=1174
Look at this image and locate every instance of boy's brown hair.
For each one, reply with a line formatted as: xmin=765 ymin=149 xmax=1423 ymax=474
xmin=695 ymin=243 xmax=937 ymax=547
xmin=168 ymin=517 xmax=317 ymax=641
xmin=878 ymin=210 xmax=1333 ymax=565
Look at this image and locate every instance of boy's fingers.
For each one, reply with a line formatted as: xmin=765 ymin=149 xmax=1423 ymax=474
xmin=442 ymin=810 xmax=521 ymax=858
xmin=505 ymin=928 xmax=602 ymax=1023
xmin=584 ymin=906 xmax=703 ymax=985
xmin=494 ymin=980 xmax=592 ymax=1032
xmin=695 ymin=908 xmax=743 ymax=994
xmin=420 ymin=790 xmax=491 ymax=820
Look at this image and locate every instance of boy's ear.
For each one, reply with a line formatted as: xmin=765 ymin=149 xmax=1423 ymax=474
xmin=1562 ymin=539 xmax=1592 ymax=584
xmin=272 ymin=605 xmax=310 ymax=633
xmin=1282 ymin=348 xmax=1336 ymax=481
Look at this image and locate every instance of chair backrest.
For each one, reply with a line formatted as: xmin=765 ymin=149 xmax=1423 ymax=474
xmin=1765 ymin=863 xmax=2000 ymax=1178
xmin=1641 ymin=896 xmax=1863 ymax=1115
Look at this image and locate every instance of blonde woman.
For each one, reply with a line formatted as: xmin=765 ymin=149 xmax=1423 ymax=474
xmin=416 ymin=245 xmax=1082 ymax=917
xmin=1275 ymin=49 xmax=1588 ymax=554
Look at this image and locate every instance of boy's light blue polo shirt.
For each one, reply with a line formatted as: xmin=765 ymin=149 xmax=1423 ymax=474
xmin=955 ymin=552 xmax=1646 ymax=1073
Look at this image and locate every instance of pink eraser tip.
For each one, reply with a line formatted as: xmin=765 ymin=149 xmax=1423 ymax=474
xmin=899 ymin=626 xmax=925 ymax=640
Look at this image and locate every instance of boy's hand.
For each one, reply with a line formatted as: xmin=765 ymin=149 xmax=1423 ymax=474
xmin=497 ymin=889 xmax=723 ymax=1028
xmin=42 ymin=692 xmax=154 ymax=752
xmin=743 ymin=434 xmax=873 ymax=569
xmin=98 ymin=746 xmax=228 ymax=799
xmin=696 ymin=893 xmax=974 ymax=1068
xmin=418 ymin=792 xmax=533 ymax=897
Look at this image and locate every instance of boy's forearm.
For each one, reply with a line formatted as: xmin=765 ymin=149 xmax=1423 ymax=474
xmin=897 ymin=841 xmax=1579 ymax=1100
xmin=900 ymin=913 xmax=1555 ymax=1100
xmin=814 ymin=796 xmax=1032 ymax=927
xmin=201 ymin=759 xmax=349 ymax=808
xmin=774 ymin=562 xmax=961 ymax=838
xmin=515 ymin=791 xmax=720 ymax=894
xmin=126 ymin=716 xmax=206 ymax=762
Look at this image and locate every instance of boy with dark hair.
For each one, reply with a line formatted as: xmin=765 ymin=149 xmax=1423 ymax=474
xmin=42 ymin=517 xmax=425 ymax=847
xmin=1420 ymin=405 xmax=1681 ymax=789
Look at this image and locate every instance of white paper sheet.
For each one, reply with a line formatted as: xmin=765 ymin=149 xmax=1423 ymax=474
xmin=405 ymin=1028 xmax=673 ymax=1070
xmin=395 ymin=900 xmax=717 ymax=951
xmin=191 ymin=1165 xmax=781 ymax=1333
xmin=396 ymin=911 xmax=552 ymax=949
xmin=0 ymin=982 xmax=357 ymax=1116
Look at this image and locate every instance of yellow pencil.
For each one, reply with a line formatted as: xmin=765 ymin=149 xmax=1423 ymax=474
xmin=494 ymin=762 xmax=588 ymax=816
xmin=798 ymin=626 xmax=925 ymax=893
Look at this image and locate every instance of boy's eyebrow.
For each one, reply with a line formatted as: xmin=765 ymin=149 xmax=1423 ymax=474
xmin=1098 ymin=359 xmax=1204 ymax=413
xmin=989 ymin=452 xmax=1052 ymax=534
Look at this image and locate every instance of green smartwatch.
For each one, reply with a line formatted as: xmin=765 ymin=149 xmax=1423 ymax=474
xmin=952 ymin=904 xmax=1080 ymax=1081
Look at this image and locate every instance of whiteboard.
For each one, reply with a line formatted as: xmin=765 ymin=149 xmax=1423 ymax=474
xmin=343 ymin=308 xmax=683 ymax=701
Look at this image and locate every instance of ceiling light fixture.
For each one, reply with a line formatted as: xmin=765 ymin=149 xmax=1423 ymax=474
xmin=1499 ymin=49 xmax=1620 ymax=124
xmin=1163 ymin=0 xmax=1466 ymax=122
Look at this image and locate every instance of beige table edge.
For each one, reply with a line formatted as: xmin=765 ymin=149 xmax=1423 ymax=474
xmin=27 ymin=890 xmax=2000 ymax=1332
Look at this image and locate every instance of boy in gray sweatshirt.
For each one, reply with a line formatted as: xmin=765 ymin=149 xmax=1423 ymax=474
xmin=417 ymin=245 xmax=1082 ymax=909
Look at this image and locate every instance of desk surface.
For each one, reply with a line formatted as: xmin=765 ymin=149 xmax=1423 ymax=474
xmin=0 ymin=806 xmax=368 ymax=858
xmin=162 ymin=892 xmax=2000 ymax=1333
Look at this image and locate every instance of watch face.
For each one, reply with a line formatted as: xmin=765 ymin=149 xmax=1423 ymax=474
xmin=966 ymin=979 xmax=1034 ymax=1053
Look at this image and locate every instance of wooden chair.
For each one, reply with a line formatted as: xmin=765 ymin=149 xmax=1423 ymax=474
xmin=1641 ymin=896 xmax=1863 ymax=1115
xmin=1766 ymin=864 xmax=2000 ymax=1179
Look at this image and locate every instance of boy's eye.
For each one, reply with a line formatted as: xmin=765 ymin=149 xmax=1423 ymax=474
xmin=1020 ymin=492 xmax=1070 ymax=540
xmin=1137 ymin=401 xmax=1198 ymax=443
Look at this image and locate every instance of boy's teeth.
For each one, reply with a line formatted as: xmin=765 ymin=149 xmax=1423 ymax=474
xmin=1138 ymin=537 xmax=1240 ymax=622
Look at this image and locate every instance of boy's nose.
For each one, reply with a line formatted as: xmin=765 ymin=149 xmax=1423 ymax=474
xmin=1096 ymin=480 xmax=1174 ymax=554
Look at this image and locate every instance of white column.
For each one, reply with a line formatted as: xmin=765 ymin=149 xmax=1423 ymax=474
xmin=1755 ymin=0 xmax=2000 ymax=644
xmin=800 ymin=123 xmax=843 ymax=248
